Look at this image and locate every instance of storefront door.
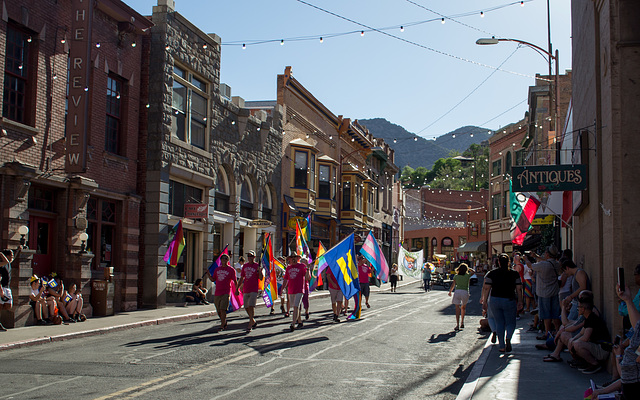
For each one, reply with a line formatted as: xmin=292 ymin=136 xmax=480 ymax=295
xmin=29 ymin=216 xmax=55 ymax=277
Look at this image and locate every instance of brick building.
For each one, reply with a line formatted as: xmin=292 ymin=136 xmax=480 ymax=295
xmin=569 ymin=0 xmax=640 ymax=334
xmin=404 ymin=188 xmax=489 ymax=264
xmin=0 ymin=0 xmax=152 ymax=326
xmin=142 ymin=0 xmax=282 ymax=307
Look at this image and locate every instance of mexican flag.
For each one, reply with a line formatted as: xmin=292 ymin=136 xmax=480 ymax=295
xmin=510 ymin=180 xmax=541 ymax=245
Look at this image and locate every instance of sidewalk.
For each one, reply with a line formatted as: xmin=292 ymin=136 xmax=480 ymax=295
xmin=457 ymin=313 xmax=611 ymax=400
xmin=0 ymin=279 xmax=418 ymax=351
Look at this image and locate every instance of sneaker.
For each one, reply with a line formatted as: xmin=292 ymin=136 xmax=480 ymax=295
xmin=290 ymin=324 xmax=295 ymax=332
xmin=505 ymin=340 xmax=512 ymax=353
xmin=454 ymin=326 xmax=460 ymax=331
xmin=491 ymin=332 xmax=497 ymax=344
xmin=35 ymin=319 xmax=46 ymax=326
xmin=580 ymin=364 xmax=602 ymax=374
xmin=296 ymin=322 xmax=304 ymax=329
xmin=333 ymin=316 xmax=340 ymax=323
xmin=460 ymin=323 xmax=465 ymax=329
xmin=568 ymin=359 xmax=589 ymax=369
xmin=530 ymin=308 xmax=539 ymax=315
xmin=305 ymin=312 xmax=309 ymax=320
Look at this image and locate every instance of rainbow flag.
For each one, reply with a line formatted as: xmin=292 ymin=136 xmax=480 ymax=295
xmin=227 ymin=280 xmax=243 ymax=313
xmin=163 ymin=220 xmax=185 ymax=267
xmin=208 ymin=244 xmax=229 ymax=277
xmin=348 ymin=292 xmax=362 ymax=320
xmin=360 ymin=231 xmax=389 ymax=283
xmin=301 ymin=213 xmax=311 ymax=241
xmin=296 ymin=220 xmax=313 ymax=263
xmin=261 ymin=233 xmax=277 ymax=306
xmin=309 ymin=242 xmax=327 ymax=292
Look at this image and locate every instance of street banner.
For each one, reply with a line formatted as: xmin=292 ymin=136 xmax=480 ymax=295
xmin=397 ymin=246 xmax=423 ymax=279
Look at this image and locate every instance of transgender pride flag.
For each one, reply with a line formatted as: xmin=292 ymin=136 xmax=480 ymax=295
xmin=360 ymin=231 xmax=389 ymax=283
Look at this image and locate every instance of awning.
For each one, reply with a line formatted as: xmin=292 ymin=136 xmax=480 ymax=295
xmin=458 ymin=241 xmax=487 ymax=253
xmin=283 ymin=195 xmax=297 ymax=212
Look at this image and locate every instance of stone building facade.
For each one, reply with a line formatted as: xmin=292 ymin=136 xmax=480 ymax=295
xmin=570 ymin=0 xmax=640 ymax=334
xmin=142 ymin=1 xmax=282 ymax=307
xmin=0 ymin=0 xmax=152 ymax=326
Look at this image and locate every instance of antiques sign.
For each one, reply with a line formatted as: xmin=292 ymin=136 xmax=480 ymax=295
xmin=511 ymin=165 xmax=587 ymax=192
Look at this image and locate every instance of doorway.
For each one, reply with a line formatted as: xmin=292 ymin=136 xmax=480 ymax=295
xmin=29 ymin=216 xmax=55 ymax=277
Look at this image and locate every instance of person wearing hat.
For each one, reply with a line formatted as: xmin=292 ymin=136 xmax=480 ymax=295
xmin=283 ymin=253 xmax=310 ymax=331
xmin=525 ymin=245 xmax=562 ymax=339
xmin=357 ymin=255 xmax=373 ymax=309
xmin=208 ymin=253 xmax=237 ymax=332
xmin=28 ymin=275 xmax=49 ymax=325
xmin=236 ymin=250 xmax=263 ymax=331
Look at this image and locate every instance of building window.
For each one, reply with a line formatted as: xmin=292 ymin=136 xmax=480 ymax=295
xmin=3 ymin=24 xmax=32 ymax=124
xmin=342 ymin=181 xmax=351 ymax=210
xmin=171 ymin=65 xmax=208 ymax=150
xmin=294 ymin=151 xmax=308 ymax=188
xmin=515 ymin=149 xmax=526 ymax=166
xmin=355 ymin=179 xmax=363 ymax=212
xmin=240 ymin=178 xmax=253 ymax=219
xmin=169 ymin=180 xmax=203 ymax=217
xmin=105 ymin=76 xmax=124 ymax=154
xmin=505 ymin=152 xmax=512 ymax=176
xmin=481 ymin=219 xmax=486 ymax=235
xmin=492 ymin=193 xmax=502 ymax=220
xmin=28 ymin=186 xmax=55 ymax=212
xmin=492 ymin=160 xmax=502 ymax=177
xmin=504 ymin=190 xmax=509 ymax=218
xmin=262 ymin=186 xmax=273 ymax=221
xmin=318 ymin=164 xmax=331 ymax=199
xmin=367 ymin=186 xmax=374 ymax=217
xmin=215 ymin=169 xmax=230 ymax=213
xmin=86 ymin=198 xmax=117 ymax=270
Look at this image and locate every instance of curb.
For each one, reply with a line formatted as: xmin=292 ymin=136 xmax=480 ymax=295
xmin=0 ymin=279 xmax=419 ymax=352
xmin=455 ymin=333 xmax=493 ymax=400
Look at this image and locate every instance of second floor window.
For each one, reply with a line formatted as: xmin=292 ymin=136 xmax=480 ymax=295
xmin=172 ymin=65 xmax=208 ymax=150
xmin=318 ymin=164 xmax=331 ymax=199
xmin=3 ymin=24 xmax=32 ymax=124
xmin=294 ymin=151 xmax=308 ymax=188
xmin=492 ymin=193 xmax=502 ymax=220
xmin=492 ymin=160 xmax=502 ymax=177
xmin=105 ymin=76 xmax=123 ymax=154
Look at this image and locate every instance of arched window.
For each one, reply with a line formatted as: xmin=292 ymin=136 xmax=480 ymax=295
xmin=240 ymin=177 xmax=254 ymax=219
xmin=441 ymin=237 xmax=454 ymax=260
xmin=215 ymin=168 xmax=230 ymax=213
xmin=506 ymin=151 xmax=512 ymax=176
xmin=262 ymin=186 xmax=273 ymax=221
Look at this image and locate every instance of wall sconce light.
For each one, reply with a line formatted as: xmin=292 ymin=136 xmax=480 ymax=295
xmin=78 ymin=193 xmax=90 ymax=211
xmin=79 ymin=232 xmax=89 ymax=254
xmin=17 ymin=180 xmax=31 ymax=201
xmin=18 ymin=225 xmax=29 ymax=248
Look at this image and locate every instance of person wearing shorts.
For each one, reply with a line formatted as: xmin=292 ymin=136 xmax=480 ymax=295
xmin=209 ymin=254 xmax=236 ymax=332
xmin=283 ymin=254 xmax=309 ymax=331
xmin=326 ymin=268 xmax=343 ymax=322
xmin=357 ymin=255 xmax=372 ymax=309
xmin=236 ymin=250 xmax=263 ymax=331
xmin=448 ymin=263 xmax=475 ymax=331
xmin=0 ymin=250 xmax=15 ymax=331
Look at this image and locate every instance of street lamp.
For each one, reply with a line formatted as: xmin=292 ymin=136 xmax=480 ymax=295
xmin=476 ymin=37 xmax=559 ymax=160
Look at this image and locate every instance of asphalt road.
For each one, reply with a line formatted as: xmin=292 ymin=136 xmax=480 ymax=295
xmin=0 ymin=280 xmax=487 ymax=400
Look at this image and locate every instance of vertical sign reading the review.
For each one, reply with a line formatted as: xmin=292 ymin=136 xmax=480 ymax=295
xmin=65 ymin=0 xmax=93 ymax=173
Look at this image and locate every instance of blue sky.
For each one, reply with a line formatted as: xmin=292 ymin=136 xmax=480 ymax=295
xmin=126 ymin=0 xmax=571 ymax=139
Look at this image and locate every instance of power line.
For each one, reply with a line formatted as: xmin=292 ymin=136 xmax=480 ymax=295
xmin=293 ymin=0 xmax=542 ymax=81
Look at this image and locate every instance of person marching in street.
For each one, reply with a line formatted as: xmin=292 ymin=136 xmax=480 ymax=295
xmin=448 ymin=263 xmax=475 ymax=331
xmin=0 ymin=250 xmax=15 ymax=331
xmin=301 ymin=255 xmax=312 ymax=320
xmin=283 ymin=253 xmax=310 ymax=331
xmin=422 ymin=263 xmax=432 ymax=292
xmin=236 ymin=250 xmax=263 ymax=331
xmin=390 ymin=263 xmax=399 ymax=293
xmin=208 ymin=253 xmax=236 ymax=332
xmin=326 ymin=267 xmax=343 ymax=322
xmin=357 ymin=255 xmax=372 ymax=309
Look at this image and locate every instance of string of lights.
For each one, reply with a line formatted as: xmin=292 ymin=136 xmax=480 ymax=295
xmin=415 ymin=45 xmax=521 ymax=136
xmin=404 ymin=0 xmax=494 ymax=36
xmin=285 ymin=0 xmax=543 ymax=82
xmin=404 ymin=192 xmax=486 ymax=212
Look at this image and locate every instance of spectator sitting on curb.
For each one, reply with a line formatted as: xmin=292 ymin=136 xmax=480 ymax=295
xmin=185 ymin=278 xmax=209 ymax=305
xmin=28 ymin=276 xmax=49 ymax=325
xmin=542 ymin=290 xmax=596 ymax=360
xmin=64 ymin=282 xmax=86 ymax=322
xmin=566 ymin=297 xmax=612 ymax=374
xmin=49 ymin=273 xmax=75 ymax=323
xmin=563 ymin=258 xmax=591 ymax=321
